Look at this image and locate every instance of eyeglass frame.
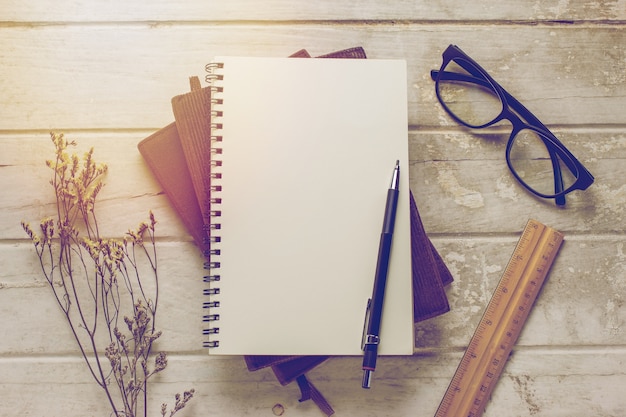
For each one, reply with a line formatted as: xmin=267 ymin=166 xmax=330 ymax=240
xmin=431 ymin=44 xmax=594 ymax=206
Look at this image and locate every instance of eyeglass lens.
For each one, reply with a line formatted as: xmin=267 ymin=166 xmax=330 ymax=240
xmin=437 ymin=57 xmax=580 ymax=198
xmin=508 ymin=130 xmax=579 ymax=197
xmin=436 ymin=58 xmax=503 ymax=127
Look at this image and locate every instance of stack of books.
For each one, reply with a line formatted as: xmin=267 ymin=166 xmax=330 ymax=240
xmin=138 ymin=47 xmax=452 ymax=414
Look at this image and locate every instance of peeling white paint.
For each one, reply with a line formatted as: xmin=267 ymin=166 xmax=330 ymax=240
xmin=445 ymin=251 xmax=466 ymax=263
xmin=582 ymin=134 xmax=626 ymax=155
xmin=436 ymin=167 xmax=485 ymax=208
xmin=496 ymin=175 xmax=520 ymax=201
xmin=604 ymin=299 xmax=622 ymax=336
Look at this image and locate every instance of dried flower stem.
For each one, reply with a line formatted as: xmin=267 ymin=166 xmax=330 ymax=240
xmin=22 ymin=133 xmax=193 ymax=417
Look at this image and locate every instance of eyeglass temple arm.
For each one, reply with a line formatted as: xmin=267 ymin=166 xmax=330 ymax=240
xmin=551 ymin=154 xmax=566 ymax=206
xmin=431 ymin=69 xmax=568 ymax=205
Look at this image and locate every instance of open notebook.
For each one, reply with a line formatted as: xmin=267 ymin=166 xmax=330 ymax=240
xmin=202 ymin=57 xmax=412 ymax=356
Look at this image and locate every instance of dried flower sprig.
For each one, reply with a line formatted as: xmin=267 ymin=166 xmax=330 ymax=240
xmin=22 ymin=133 xmax=193 ymax=417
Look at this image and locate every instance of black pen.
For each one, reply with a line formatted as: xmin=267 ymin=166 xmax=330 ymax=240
xmin=362 ymin=160 xmax=400 ymax=389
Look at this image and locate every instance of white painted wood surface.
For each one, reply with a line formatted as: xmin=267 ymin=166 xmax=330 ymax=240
xmin=1 ymin=2 xmax=625 ymax=416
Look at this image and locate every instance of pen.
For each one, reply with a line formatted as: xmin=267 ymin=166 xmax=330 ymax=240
xmin=362 ymin=160 xmax=400 ymax=389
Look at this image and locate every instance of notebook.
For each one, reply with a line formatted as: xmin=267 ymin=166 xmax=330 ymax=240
xmin=202 ymin=57 xmax=413 ymax=356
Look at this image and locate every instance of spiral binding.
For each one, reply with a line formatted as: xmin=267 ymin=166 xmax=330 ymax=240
xmin=203 ymin=61 xmax=224 ymax=349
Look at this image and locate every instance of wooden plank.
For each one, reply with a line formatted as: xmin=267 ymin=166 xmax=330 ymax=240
xmin=1 ymin=351 xmax=625 ymax=416
xmin=2 ymin=131 xmax=623 ymax=239
xmin=3 ymin=0 xmax=626 ymax=22
xmin=1 ymin=235 xmax=624 ymax=354
xmin=0 ymin=25 xmax=625 ymax=130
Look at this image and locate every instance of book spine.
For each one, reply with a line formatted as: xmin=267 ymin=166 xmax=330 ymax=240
xmin=202 ymin=62 xmax=225 ymax=349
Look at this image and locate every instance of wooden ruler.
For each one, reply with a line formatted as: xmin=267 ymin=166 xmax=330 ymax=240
xmin=434 ymin=219 xmax=564 ymax=417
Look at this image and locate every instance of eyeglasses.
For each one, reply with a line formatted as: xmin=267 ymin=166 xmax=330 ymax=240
xmin=431 ymin=44 xmax=594 ymax=206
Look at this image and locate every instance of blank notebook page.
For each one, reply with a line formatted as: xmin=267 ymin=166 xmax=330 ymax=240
xmin=208 ymin=56 xmax=413 ymax=356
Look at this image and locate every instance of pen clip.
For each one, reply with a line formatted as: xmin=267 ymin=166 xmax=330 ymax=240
xmin=361 ymin=298 xmax=372 ymax=351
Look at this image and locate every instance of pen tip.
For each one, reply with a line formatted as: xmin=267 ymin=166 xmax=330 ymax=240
xmin=362 ymin=369 xmax=372 ymax=389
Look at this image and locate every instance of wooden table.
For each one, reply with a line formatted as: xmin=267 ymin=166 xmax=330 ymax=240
xmin=1 ymin=2 xmax=625 ymax=416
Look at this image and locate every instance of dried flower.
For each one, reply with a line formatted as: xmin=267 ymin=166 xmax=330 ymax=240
xmin=161 ymin=389 xmax=195 ymax=417
xmin=154 ymin=352 xmax=168 ymax=373
xmin=22 ymin=133 xmax=193 ymax=417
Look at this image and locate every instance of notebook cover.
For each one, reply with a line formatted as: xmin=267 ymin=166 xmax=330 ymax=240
xmin=170 ymin=80 xmax=213 ymax=225
xmin=137 ymin=122 xmax=206 ymax=249
xmin=201 ymin=56 xmax=413 ymax=355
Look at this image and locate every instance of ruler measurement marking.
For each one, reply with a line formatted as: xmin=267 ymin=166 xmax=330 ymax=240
xmin=434 ymin=219 xmax=564 ymax=417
